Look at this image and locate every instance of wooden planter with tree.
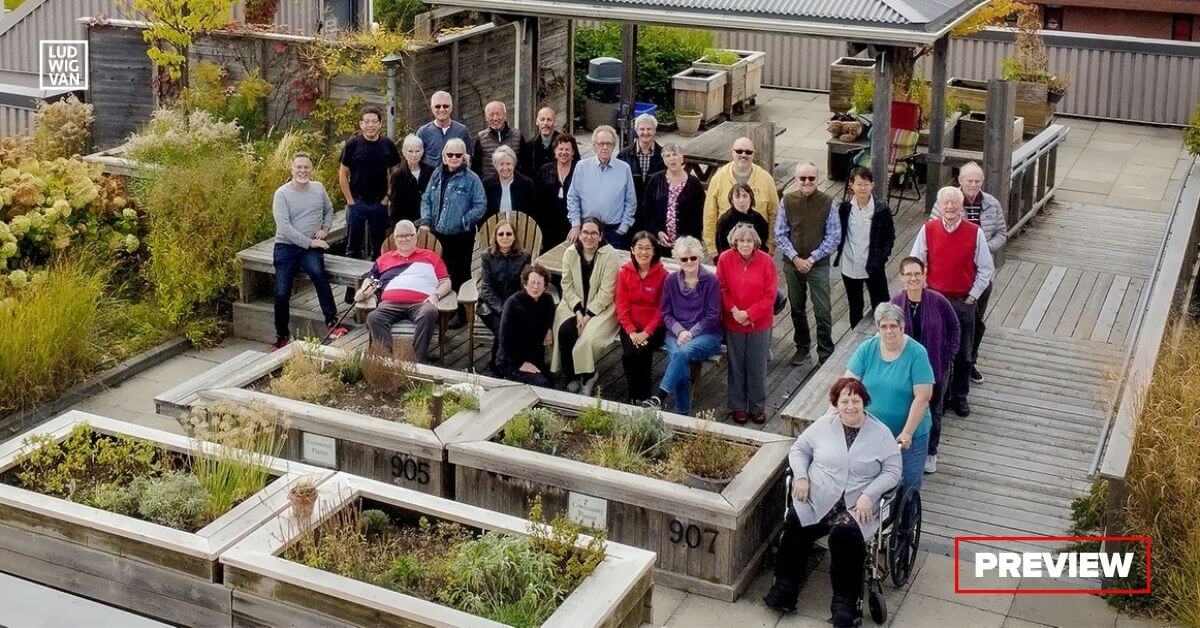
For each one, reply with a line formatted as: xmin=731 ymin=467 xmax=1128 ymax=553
xmin=692 ymin=49 xmax=763 ymax=114
xmin=672 ymin=67 xmax=727 ymax=125
xmin=0 ymin=411 xmax=334 ymax=627
xmin=947 ymin=77 xmax=1053 ymax=136
xmin=220 ymin=472 xmax=656 ymax=627
xmin=446 ymin=387 xmax=791 ymax=602
xmin=155 ymin=343 xmax=522 ymax=498
xmin=828 ymin=57 xmax=876 ymax=113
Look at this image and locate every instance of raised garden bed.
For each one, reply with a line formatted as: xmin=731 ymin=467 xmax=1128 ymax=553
xmin=828 ymin=56 xmax=875 ymax=113
xmin=447 ymin=387 xmax=791 ymax=601
xmin=156 ymin=343 xmax=525 ymax=497
xmin=220 ymin=472 xmax=655 ymax=627
xmin=0 ymin=411 xmax=333 ymax=626
xmin=947 ymin=77 xmax=1054 ymax=135
xmin=692 ymin=48 xmax=765 ymax=114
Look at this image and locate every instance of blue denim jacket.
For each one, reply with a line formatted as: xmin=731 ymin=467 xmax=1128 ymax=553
xmin=419 ymin=166 xmax=486 ymax=235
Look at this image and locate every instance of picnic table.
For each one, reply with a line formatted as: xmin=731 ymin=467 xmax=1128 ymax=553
xmin=682 ymin=120 xmax=797 ymax=196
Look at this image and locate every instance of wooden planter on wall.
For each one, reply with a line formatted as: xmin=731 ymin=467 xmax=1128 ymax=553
xmin=947 ymin=77 xmax=1054 ymax=135
xmin=672 ymin=67 xmax=727 ymax=125
xmin=220 ymin=473 xmax=656 ymax=627
xmin=692 ymin=49 xmax=764 ymax=114
xmin=156 ymin=343 xmax=521 ymax=498
xmin=447 ymin=387 xmax=791 ymax=602
xmin=0 ymin=412 xmax=334 ymax=627
xmin=829 ymin=56 xmax=876 ymax=113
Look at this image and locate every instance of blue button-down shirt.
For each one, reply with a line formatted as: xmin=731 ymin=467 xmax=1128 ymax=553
xmin=566 ymin=156 xmax=638 ymax=232
xmin=774 ymin=199 xmax=842 ymax=262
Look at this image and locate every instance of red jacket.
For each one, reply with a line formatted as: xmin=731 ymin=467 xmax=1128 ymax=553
xmin=615 ymin=261 xmax=667 ymax=334
xmin=717 ymin=248 xmax=777 ymax=332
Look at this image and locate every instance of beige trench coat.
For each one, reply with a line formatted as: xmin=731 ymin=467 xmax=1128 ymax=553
xmin=551 ymin=243 xmax=621 ymax=374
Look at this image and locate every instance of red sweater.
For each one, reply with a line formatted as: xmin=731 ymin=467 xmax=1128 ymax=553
xmin=717 ymin=248 xmax=777 ymax=332
xmin=924 ymin=219 xmax=979 ymax=300
xmin=615 ymin=261 xmax=668 ymax=334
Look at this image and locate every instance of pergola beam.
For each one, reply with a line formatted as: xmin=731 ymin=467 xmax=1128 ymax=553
xmin=619 ymin=23 xmax=638 ymax=148
xmin=926 ymin=35 xmax=950 ymax=208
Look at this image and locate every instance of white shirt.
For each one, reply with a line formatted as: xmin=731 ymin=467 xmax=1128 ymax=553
xmin=910 ymin=217 xmax=996 ymax=299
xmin=841 ymin=196 xmax=875 ymax=279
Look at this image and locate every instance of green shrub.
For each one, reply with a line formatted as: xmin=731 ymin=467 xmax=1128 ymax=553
xmin=440 ymin=532 xmax=562 ymax=627
xmin=15 ymin=424 xmax=158 ymax=498
xmin=850 ymin=74 xmax=874 ymax=114
xmin=678 ymin=422 xmax=751 ymax=481
xmin=32 ymin=95 xmax=93 ymax=160
xmin=83 ymin=478 xmax=149 ymax=516
xmin=574 ymin=24 xmax=712 ymax=117
xmin=388 ymin=554 xmax=427 ymax=588
xmin=699 ymin=48 xmax=739 ymax=65
xmin=501 ymin=407 xmax=565 ymax=453
xmin=361 ymin=509 xmax=391 ymax=536
xmin=375 ymin=0 xmax=428 ymax=32
xmin=337 ymin=349 xmax=365 ymax=385
xmin=1186 ymin=103 xmax=1200 ymax=157
xmin=181 ymin=63 xmax=271 ymax=137
xmin=575 ymin=397 xmax=615 ymax=435
xmin=186 ymin=401 xmax=289 ymax=519
xmin=586 ymin=429 xmax=651 ymax=474
xmin=613 ymin=406 xmax=671 ymax=459
xmin=124 ymin=109 xmax=241 ymax=166
xmin=269 ymin=343 xmax=342 ymax=404
xmin=137 ymin=471 xmax=212 ymax=530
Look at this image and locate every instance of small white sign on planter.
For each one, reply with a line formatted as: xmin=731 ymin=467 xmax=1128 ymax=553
xmin=301 ymin=432 xmax=337 ymax=468
xmin=568 ymin=491 xmax=608 ymax=531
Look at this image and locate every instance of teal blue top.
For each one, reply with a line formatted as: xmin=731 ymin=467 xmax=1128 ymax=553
xmin=846 ymin=335 xmax=935 ymax=438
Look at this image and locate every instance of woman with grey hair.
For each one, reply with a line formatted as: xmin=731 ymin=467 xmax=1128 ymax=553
xmin=419 ymin=137 xmax=486 ymax=327
xmin=647 ymin=236 xmax=721 ymax=414
xmin=843 ymin=301 xmax=935 ymax=490
xmin=716 ymin=223 xmax=777 ymax=424
xmin=483 ymin=144 xmax=536 ymax=219
xmin=638 ymin=142 xmax=704 ymax=257
xmin=389 ymin=133 xmax=433 ymax=226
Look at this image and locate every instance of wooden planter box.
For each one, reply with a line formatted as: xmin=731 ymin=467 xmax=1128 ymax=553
xmin=220 ymin=473 xmax=656 ymax=627
xmin=692 ymin=49 xmax=763 ymax=114
xmin=155 ymin=343 xmax=522 ymax=498
xmin=0 ymin=411 xmax=334 ymax=627
xmin=957 ymin=111 xmax=1025 ymax=152
xmin=672 ymin=67 xmax=727 ymax=125
xmin=947 ymin=77 xmax=1054 ymax=135
xmin=447 ymin=387 xmax=791 ymax=602
xmin=829 ymin=56 xmax=875 ymax=113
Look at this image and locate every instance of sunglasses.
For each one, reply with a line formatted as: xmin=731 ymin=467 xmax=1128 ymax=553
xmin=733 ymin=148 xmax=754 ymax=155
xmin=798 ymin=176 xmax=817 ymax=182
xmin=445 ymin=153 xmax=463 ymax=159
xmin=497 ymin=231 xmax=514 ymax=237
xmin=678 ymin=256 xmax=699 ymax=263
xmin=433 ymin=104 xmax=451 ymax=109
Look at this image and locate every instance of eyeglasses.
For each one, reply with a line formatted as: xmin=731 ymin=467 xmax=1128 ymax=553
xmin=497 ymin=232 xmax=514 ymax=237
xmin=798 ymin=176 xmax=817 ymax=182
xmin=901 ymin=271 xmax=923 ymax=277
xmin=580 ymin=230 xmax=601 ymax=237
xmin=678 ymin=256 xmax=699 ymax=263
xmin=396 ymin=233 xmax=416 ymax=240
xmin=432 ymin=104 xmax=451 ymax=109
xmin=445 ymin=153 xmax=463 ymax=159
xmin=733 ymin=148 xmax=754 ymax=155
xmin=594 ymin=141 xmax=615 ymax=147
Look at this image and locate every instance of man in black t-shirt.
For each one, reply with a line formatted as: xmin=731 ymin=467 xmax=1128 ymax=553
xmin=339 ymin=106 xmax=401 ymax=263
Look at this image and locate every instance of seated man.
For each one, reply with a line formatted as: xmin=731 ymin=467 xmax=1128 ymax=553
xmin=356 ymin=220 xmax=451 ymax=363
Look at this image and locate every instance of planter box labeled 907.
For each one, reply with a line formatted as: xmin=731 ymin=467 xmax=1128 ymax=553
xmin=220 ymin=473 xmax=656 ymax=627
xmin=447 ymin=387 xmax=791 ymax=602
xmin=0 ymin=411 xmax=334 ymax=627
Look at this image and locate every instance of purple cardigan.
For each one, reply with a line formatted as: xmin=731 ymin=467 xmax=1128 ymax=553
xmin=890 ymin=288 xmax=960 ymax=381
xmin=661 ymin=267 xmax=722 ymax=339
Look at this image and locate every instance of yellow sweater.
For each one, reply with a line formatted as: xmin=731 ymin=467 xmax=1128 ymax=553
xmin=702 ymin=162 xmax=780 ymax=254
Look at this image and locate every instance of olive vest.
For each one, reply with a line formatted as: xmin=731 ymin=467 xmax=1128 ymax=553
xmin=783 ymin=189 xmax=833 ymax=264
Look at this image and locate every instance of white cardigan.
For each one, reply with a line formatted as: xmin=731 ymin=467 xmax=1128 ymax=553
xmin=789 ymin=410 xmax=902 ymax=539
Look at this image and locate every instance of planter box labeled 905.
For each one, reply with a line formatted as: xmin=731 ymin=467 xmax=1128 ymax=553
xmin=447 ymin=387 xmax=791 ymax=602
xmin=220 ymin=473 xmax=656 ymax=627
xmin=0 ymin=411 xmax=334 ymax=627
xmin=156 ymin=344 xmax=525 ymax=498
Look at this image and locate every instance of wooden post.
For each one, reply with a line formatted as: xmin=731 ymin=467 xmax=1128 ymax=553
xmin=983 ymin=79 xmax=1015 ymax=206
xmin=519 ymin=17 xmax=537 ymax=132
xmin=619 ymin=23 xmax=638 ymax=149
xmin=748 ymin=121 xmax=775 ymax=173
xmin=926 ymin=36 xmax=949 ymax=209
xmin=870 ymin=47 xmax=892 ymax=202
xmin=566 ymin=20 xmax=576 ymax=134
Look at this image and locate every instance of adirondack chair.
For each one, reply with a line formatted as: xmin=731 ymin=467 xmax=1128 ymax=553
xmin=847 ymin=100 xmax=924 ymax=212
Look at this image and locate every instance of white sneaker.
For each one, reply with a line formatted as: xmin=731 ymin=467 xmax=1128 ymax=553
xmin=924 ymin=454 xmax=938 ymax=474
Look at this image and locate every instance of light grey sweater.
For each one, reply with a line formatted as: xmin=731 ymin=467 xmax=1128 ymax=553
xmin=273 ymin=180 xmax=333 ymax=248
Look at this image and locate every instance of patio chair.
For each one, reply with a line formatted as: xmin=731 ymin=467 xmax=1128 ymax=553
xmin=847 ymin=100 xmax=924 ymax=212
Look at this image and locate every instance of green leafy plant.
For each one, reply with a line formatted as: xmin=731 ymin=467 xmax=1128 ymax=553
xmin=585 ymin=429 xmax=653 ymax=474
xmin=699 ymin=48 xmax=740 ymax=66
xmin=32 ymin=95 xmax=93 ymax=160
xmin=136 ymin=471 xmax=213 ymax=530
xmin=574 ymin=24 xmax=712 ymax=118
xmin=401 ymin=382 xmax=479 ymax=428
xmin=678 ymin=417 xmax=751 ymax=481
xmin=15 ymin=424 xmax=159 ymax=498
xmin=181 ymin=62 xmax=272 ymax=136
xmin=613 ymin=406 xmax=671 ymax=460
xmin=574 ymin=395 xmax=615 ymax=435
xmin=1187 ymin=103 xmax=1200 ymax=157
xmin=501 ymin=407 xmax=566 ymax=453
xmin=83 ymin=478 xmax=149 ymax=516
xmin=337 ymin=349 xmax=365 ymax=385
xmin=185 ymin=400 xmax=288 ymax=519
xmin=119 ymin=0 xmax=236 ymax=88
xmin=850 ymin=74 xmax=874 ymax=114
xmin=375 ymin=0 xmax=429 ymax=32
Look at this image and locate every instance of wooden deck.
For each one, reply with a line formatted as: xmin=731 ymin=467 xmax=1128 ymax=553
xmin=784 ymin=201 xmax=1171 ymax=558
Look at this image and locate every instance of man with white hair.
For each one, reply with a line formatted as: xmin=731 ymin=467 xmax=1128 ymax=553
xmin=471 ymin=100 xmax=524 ymax=180
xmin=565 ymin=125 xmax=637 ymax=247
xmin=931 ymin=162 xmax=1008 ymax=384
xmin=618 ymin=113 xmax=666 ymax=201
xmin=911 ymin=186 xmax=995 ymax=418
xmin=416 ymin=91 xmax=473 ymax=169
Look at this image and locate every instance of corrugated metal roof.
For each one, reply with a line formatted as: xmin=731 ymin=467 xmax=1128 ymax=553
xmin=594 ymin=0 xmax=969 ymax=26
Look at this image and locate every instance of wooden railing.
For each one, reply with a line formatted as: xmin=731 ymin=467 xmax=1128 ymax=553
xmin=1006 ymin=125 xmax=1070 ymax=236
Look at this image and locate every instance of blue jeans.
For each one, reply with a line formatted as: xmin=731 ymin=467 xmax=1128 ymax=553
xmin=603 ymin=224 xmax=626 ymax=249
xmin=273 ymin=243 xmax=338 ymax=341
xmin=900 ymin=431 xmax=930 ymax=492
xmin=659 ymin=333 xmax=721 ymax=415
xmin=346 ymin=201 xmax=389 ymax=260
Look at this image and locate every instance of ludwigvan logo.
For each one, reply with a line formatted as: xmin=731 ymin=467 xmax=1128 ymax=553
xmin=954 ymin=536 xmax=1151 ymax=594
xmin=40 ymin=40 xmax=88 ymax=90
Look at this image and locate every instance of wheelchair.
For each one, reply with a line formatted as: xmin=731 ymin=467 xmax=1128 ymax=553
xmin=781 ymin=469 xmax=922 ymax=625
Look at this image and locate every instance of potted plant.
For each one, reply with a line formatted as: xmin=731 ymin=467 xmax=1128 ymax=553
xmin=676 ymin=110 xmax=703 ymax=136
xmin=288 ymin=477 xmax=319 ymax=520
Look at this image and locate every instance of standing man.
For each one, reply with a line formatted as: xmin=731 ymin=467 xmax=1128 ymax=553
xmin=774 ymin=162 xmax=840 ymax=367
xmin=339 ymin=106 xmax=400 ymax=263
xmin=522 ymin=106 xmax=578 ymax=173
xmin=471 ymin=100 xmax=525 ymax=180
xmin=911 ymin=186 xmax=995 ymax=418
xmin=416 ymin=91 xmax=473 ymax=169
xmin=702 ymin=137 xmax=780 ymax=254
xmin=272 ymin=152 xmax=347 ymax=351
xmin=931 ymin=162 xmax=1008 ymax=384
xmin=617 ymin=113 xmax=666 ymax=201
xmin=565 ymin=125 xmax=637 ymax=247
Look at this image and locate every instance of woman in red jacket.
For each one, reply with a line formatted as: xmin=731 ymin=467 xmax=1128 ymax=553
xmin=717 ymin=222 xmax=778 ymax=424
xmin=615 ymin=231 xmax=668 ymax=403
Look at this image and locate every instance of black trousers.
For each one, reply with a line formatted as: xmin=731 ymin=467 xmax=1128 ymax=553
xmin=842 ymin=270 xmax=891 ymax=328
xmin=481 ymin=311 xmax=501 ymax=368
xmin=972 ymin=283 xmax=993 ymax=362
xmin=433 ymin=230 xmax=476 ymax=291
xmin=948 ymin=298 xmax=977 ymax=400
xmin=557 ymin=318 xmax=586 ymax=381
xmin=774 ymin=504 xmax=867 ymax=612
xmin=929 ymin=374 xmax=951 ymax=456
xmin=619 ymin=328 xmax=665 ymax=401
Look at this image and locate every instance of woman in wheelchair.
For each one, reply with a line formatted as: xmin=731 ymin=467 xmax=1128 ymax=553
xmin=763 ymin=377 xmax=901 ymax=625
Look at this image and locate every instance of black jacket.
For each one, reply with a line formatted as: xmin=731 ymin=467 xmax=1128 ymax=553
xmin=834 ymin=199 xmax=896 ymax=276
xmin=715 ymin=207 xmax=770 ymax=255
xmin=617 ymin=141 xmax=666 ymax=202
xmin=483 ymin=173 xmax=538 ymax=219
xmin=535 ymin=161 xmax=575 ymax=247
xmin=389 ymin=162 xmax=434 ymax=224
xmin=639 ymin=171 xmax=705 ymax=243
xmin=480 ymin=250 xmax=532 ymax=318
xmin=497 ymin=290 xmax=556 ymax=373
xmin=521 ymin=130 xmax=580 ymax=173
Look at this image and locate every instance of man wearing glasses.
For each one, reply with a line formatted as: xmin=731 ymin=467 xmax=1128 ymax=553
xmin=416 ymin=91 xmax=473 ymax=169
xmin=702 ymin=137 xmax=780 ymax=254
xmin=775 ymin=162 xmax=840 ymax=367
xmin=565 ymin=125 xmax=637 ymax=247
xmin=356 ymin=220 xmax=452 ymax=363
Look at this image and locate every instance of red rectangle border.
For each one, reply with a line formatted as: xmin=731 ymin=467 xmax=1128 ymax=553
xmin=953 ymin=536 xmax=1151 ymax=594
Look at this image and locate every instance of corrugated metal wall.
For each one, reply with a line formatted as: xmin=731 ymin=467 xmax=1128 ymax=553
xmin=0 ymin=104 xmax=34 ymax=139
xmin=0 ymin=0 xmax=123 ymax=74
xmin=717 ymin=28 xmax=1200 ymax=125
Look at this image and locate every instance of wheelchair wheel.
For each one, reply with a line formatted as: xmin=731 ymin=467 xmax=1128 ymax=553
xmin=868 ymin=582 xmax=887 ymax=624
xmin=888 ymin=487 xmax=922 ymax=587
